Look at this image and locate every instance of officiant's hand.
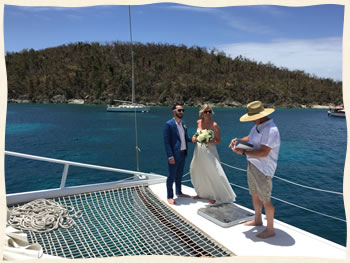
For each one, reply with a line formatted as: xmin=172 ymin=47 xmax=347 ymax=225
xmin=229 ymin=138 xmax=238 ymax=148
xmin=232 ymin=147 xmax=245 ymax=155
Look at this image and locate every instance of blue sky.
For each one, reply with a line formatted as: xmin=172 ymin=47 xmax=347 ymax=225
xmin=4 ymin=3 xmax=344 ymax=80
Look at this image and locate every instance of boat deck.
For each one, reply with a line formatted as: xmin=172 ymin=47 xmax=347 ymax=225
xmin=149 ymin=183 xmax=346 ymax=259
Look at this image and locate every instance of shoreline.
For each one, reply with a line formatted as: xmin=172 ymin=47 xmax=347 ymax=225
xmin=7 ymin=100 xmax=334 ymax=109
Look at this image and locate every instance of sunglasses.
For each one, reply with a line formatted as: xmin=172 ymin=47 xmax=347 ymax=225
xmin=204 ymin=110 xmax=212 ymax=114
xmin=176 ymin=109 xmax=185 ymax=112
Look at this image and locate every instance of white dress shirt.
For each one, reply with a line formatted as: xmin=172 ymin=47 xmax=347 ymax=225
xmin=175 ymin=118 xmax=186 ymax=151
xmin=247 ymin=119 xmax=280 ymax=177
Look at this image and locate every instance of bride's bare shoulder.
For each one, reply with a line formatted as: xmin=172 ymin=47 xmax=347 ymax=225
xmin=212 ymin=121 xmax=220 ymax=131
xmin=196 ymin=119 xmax=202 ymax=129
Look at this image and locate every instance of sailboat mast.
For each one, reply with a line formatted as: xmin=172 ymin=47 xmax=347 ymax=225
xmin=129 ymin=5 xmax=135 ymax=104
xmin=129 ymin=5 xmax=140 ymax=172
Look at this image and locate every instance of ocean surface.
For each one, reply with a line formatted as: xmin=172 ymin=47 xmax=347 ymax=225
xmin=4 ymin=104 xmax=347 ymax=246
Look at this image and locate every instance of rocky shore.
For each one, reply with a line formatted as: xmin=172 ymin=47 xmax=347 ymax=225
xmin=7 ymin=97 xmax=335 ymax=109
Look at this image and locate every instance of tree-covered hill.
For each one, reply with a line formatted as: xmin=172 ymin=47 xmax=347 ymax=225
xmin=5 ymin=41 xmax=343 ymax=107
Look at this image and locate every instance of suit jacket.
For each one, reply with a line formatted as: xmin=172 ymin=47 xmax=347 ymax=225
xmin=163 ymin=118 xmax=192 ymax=159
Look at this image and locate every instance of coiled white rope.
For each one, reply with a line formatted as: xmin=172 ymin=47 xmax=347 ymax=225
xmin=8 ymin=199 xmax=82 ymax=233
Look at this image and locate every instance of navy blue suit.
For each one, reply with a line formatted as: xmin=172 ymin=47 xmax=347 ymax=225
xmin=163 ymin=118 xmax=192 ymax=199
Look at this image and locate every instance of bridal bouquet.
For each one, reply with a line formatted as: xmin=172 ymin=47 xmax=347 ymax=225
xmin=194 ymin=129 xmax=215 ymax=144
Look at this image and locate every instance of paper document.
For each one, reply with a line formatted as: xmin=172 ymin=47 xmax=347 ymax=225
xmin=234 ymin=140 xmax=254 ymax=150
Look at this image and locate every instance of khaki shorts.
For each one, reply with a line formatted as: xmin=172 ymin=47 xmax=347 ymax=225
xmin=247 ymin=162 xmax=272 ymax=203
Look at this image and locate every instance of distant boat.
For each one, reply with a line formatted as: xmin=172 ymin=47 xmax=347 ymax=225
xmin=328 ymin=105 xmax=345 ymax=118
xmin=107 ymin=6 xmax=150 ymax=113
xmin=107 ymin=100 xmax=150 ymax=112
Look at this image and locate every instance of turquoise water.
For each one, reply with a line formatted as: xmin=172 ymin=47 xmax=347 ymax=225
xmin=5 ymin=104 xmax=347 ymax=246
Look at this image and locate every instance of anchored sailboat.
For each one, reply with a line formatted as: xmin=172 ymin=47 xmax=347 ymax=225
xmin=328 ymin=105 xmax=345 ymax=118
xmin=107 ymin=6 xmax=150 ymax=113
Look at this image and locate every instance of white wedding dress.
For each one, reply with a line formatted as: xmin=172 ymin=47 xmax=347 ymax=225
xmin=190 ymin=131 xmax=236 ymax=204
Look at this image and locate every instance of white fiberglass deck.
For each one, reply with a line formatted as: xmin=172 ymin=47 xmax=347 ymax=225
xmin=149 ymin=183 xmax=346 ymax=259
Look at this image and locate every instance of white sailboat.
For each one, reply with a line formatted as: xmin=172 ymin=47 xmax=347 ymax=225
xmin=107 ymin=100 xmax=150 ymax=112
xmin=107 ymin=6 xmax=150 ymax=113
xmin=328 ymin=105 xmax=345 ymax=118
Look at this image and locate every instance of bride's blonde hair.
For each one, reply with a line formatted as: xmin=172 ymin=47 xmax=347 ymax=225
xmin=199 ymin=104 xmax=214 ymax=119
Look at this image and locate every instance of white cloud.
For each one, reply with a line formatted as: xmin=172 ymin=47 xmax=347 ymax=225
xmin=12 ymin=6 xmax=86 ymax=21
xmin=166 ymin=5 xmax=272 ymax=34
xmin=219 ymin=13 xmax=272 ymax=34
xmin=217 ymin=37 xmax=342 ymax=81
xmin=250 ymin=6 xmax=286 ymax=17
xmin=16 ymin=6 xmax=72 ymax=12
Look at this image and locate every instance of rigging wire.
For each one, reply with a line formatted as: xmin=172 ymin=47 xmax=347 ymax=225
xmin=220 ymin=161 xmax=343 ymax=195
xmin=227 ymin=182 xmax=346 ymax=223
xmin=182 ymin=162 xmax=345 ymax=222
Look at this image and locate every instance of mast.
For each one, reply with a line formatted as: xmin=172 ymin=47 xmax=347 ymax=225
xmin=129 ymin=5 xmax=135 ymax=104
xmin=129 ymin=5 xmax=140 ymax=172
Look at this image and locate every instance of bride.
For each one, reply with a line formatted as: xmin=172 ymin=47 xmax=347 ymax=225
xmin=190 ymin=104 xmax=236 ymax=204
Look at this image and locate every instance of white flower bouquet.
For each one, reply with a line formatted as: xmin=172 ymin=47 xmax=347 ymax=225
xmin=194 ymin=129 xmax=215 ymax=144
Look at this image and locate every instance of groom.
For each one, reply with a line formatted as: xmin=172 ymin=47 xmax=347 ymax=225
xmin=163 ymin=104 xmax=192 ymax=205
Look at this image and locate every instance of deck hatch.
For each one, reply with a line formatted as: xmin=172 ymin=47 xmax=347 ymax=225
xmin=9 ymin=185 xmax=234 ymax=258
xmin=198 ymin=203 xmax=255 ymax=228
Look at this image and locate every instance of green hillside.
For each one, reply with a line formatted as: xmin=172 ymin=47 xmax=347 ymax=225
xmin=5 ymin=41 xmax=343 ymax=108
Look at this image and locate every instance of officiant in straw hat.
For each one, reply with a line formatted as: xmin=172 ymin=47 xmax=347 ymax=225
xmin=229 ymin=100 xmax=281 ymax=239
xmin=239 ymin=101 xmax=275 ymax=122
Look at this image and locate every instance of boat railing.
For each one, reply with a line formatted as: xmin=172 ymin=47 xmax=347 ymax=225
xmin=5 ymin=151 xmax=345 ymax=222
xmin=183 ymin=162 xmax=345 ymax=223
xmin=219 ymin=162 xmax=343 ymax=195
xmin=5 ymin=150 xmax=166 ymax=205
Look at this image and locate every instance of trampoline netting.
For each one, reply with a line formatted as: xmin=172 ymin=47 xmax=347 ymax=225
xmin=9 ymin=185 xmax=234 ymax=258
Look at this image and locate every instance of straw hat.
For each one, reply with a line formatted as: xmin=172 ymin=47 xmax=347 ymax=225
xmin=240 ymin=101 xmax=275 ymax=122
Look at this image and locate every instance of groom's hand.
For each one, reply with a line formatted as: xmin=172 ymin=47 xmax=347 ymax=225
xmin=168 ymin=157 xmax=175 ymax=165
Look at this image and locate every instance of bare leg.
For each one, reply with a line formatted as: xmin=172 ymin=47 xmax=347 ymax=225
xmin=244 ymin=194 xmax=263 ymax=226
xmin=257 ymin=201 xmax=275 ymax=238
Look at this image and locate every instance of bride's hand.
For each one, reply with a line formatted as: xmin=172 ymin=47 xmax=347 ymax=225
xmin=192 ymin=136 xmax=197 ymax=143
xmin=229 ymin=138 xmax=238 ymax=148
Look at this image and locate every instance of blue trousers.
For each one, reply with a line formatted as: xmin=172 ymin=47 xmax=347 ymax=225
xmin=166 ymin=152 xmax=186 ymax=199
